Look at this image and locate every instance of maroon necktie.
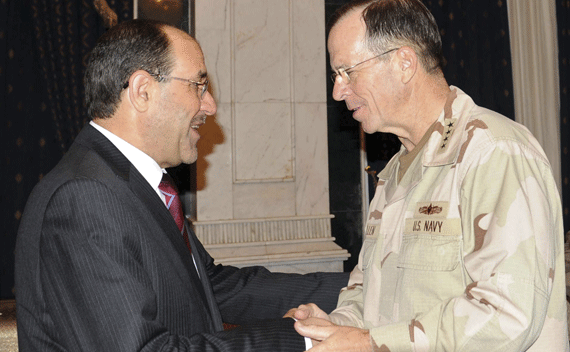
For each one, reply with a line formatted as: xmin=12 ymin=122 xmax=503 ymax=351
xmin=159 ymin=174 xmax=191 ymax=253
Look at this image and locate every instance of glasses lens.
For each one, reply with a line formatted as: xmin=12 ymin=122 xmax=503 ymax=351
xmin=340 ymin=69 xmax=350 ymax=84
xmin=201 ymin=79 xmax=209 ymax=97
xmin=191 ymin=79 xmax=208 ymax=98
xmin=331 ymin=73 xmax=338 ymax=83
xmin=330 ymin=70 xmax=350 ymax=84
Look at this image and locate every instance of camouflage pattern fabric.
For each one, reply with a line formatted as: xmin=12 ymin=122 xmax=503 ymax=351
xmin=329 ymin=87 xmax=569 ymax=351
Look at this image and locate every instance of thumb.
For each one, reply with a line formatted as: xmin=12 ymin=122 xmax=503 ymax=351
xmin=294 ymin=319 xmax=335 ymax=341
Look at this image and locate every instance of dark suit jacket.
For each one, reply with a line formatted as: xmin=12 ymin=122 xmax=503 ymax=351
xmin=15 ymin=124 xmax=349 ymax=351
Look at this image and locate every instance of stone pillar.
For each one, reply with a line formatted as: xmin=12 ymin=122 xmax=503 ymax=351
xmin=193 ymin=0 xmax=349 ymax=273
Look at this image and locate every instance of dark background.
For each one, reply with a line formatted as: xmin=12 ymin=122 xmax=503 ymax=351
xmin=2 ymin=0 xmax=569 ymax=298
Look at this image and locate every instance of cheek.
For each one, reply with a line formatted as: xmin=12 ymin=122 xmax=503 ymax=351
xmin=352 ymin=78 xmax=377 ymax=100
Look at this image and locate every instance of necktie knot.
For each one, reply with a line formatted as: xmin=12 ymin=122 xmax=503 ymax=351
xmin=159 ymin=174 xmax=184 ymax=232
xmin=159 ymin=173 xmax=191 ymax=253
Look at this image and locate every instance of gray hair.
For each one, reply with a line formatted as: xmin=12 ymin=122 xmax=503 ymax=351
xmin=328 ymin=0 xmax=444 ymax=73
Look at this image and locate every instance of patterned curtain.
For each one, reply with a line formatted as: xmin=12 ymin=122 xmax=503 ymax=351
xmin=1 ymin=0 xmax=132 ymax=299
xmin=557 ymin=1 xmax=570 ymax=239
xmin=426 ymin=0 xmax=514 ymax=118
xmin=32 ymin=0 xmax=133 ymax=151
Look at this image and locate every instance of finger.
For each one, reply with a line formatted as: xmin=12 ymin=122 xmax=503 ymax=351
xmin=305 ymin=303 xmax=329 ymax=319
xmin=292 ymin=303 xmax=314 ymax=319
xmin=297 ymin=317 xmax=334 ymax=327
xmin=293 ymin=308 xmax=310 ymax=320
xmin=294 ymin=303 xmax=329 ymax=320
xmin=283 ymin=308 xmax=297 ymax=318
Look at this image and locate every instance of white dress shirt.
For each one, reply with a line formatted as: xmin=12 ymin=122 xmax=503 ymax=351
xmin=90 ymin=121 xmax=164 ymax=201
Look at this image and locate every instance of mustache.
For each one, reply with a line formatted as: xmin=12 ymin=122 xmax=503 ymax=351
xmin=191 ymin=115 xmax=207 ymax=125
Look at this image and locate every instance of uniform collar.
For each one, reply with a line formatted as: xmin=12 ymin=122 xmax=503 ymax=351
xmin=422 ymin=86 xmax=476 ymax=167
xmin=377 ymin=86 xmax=476 ymax=182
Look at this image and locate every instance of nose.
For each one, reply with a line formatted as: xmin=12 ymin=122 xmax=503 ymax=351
xmin=331 ymin=79 xmax=350 ymax=101
xmin=201 ymin=90 xmax=217 ymax=115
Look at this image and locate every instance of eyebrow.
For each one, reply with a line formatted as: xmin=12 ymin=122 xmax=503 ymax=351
xmin=331 ymin=61 xmax=351 ymax=71
xmin=333 ymin=58 xmax=362 ymax=72
xmin=195 ymin=70 xmax=208 ymax=81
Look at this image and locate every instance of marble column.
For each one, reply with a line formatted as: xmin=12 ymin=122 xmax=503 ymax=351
xmin=193 ymin=0 xmax=349 ymax=273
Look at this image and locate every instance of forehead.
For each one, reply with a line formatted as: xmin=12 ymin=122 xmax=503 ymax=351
xmin=165 ymin=27 xmax=206 ymax=76
xmin=327 ymin=8 xmax=368 ymax=68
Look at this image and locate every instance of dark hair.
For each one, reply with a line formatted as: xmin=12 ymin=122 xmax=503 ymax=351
xmin=84 ymin=19 xmax=175 ymax=119
xmin=328 ymin=0 xmax=444 ymax=73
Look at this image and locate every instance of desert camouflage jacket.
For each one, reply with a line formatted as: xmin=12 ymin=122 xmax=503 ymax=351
xmin=329 ymin=87 xmax=569 ymax=351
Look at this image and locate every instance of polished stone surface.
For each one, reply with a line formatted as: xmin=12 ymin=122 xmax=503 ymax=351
xmin=194 ymin=0 xmax=347 ymax=273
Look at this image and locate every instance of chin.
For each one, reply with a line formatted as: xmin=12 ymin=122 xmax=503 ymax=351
xmin=182 ymin=152 xmax=198 ymax=165
xmin=360 ymin=122 xmax=376 ymax=134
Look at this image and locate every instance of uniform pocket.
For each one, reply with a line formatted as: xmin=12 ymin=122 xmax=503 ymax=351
xmin=361 ymin=237 xmax=378 ymax=271
xmin=397 ymin=233 xmax=460 ymax=271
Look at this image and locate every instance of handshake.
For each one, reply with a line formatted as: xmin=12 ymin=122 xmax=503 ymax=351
xmin=283 ymin=304 xmax=375 ymax=352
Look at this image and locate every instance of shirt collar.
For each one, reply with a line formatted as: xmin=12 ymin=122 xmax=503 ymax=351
xmin=90 ymin=121 xmax=165 ymax=199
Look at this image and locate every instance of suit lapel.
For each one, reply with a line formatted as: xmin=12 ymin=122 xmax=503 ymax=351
xmin=75 ymin=124 xmax=132 ymax=181
xmin=76 ymin=125 xmax=212 ymax=317
xmin=185 ymin=230 xmax=224 ymax=330
xmin=128 ymin=170 xmax=204 ymax=280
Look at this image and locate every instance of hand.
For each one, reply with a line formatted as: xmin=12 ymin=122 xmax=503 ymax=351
xmin=283 ymin=303 xmax=330 ymax=321
xmin=294 ymin=318 xmax=372 ymax=352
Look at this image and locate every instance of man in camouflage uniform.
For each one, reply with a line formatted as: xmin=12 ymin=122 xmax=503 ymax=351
xmin=290 ymin=0 xmax=569 ymax=351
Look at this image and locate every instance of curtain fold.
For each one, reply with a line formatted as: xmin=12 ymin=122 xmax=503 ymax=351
xmin=31 ymin=0 xmax=132 ymax=152
xmin=1 ymin=0 xmax=132 ymax=299
xmin=1 ymin=0 xmax=58 ymax=299
xmin=507 ymin=0 xmax=561 ymax=190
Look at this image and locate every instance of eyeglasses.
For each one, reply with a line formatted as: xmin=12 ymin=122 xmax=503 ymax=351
xmin=330 ymin=48 xmax=399 ymax=84
xmin=122 ymin=73 xmax=210 ymax=98
xmin=159 ymin=74 xmax=209 ymax=98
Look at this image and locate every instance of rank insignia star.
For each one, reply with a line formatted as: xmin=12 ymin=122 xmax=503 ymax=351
xmin=439 ymin=118 xmax=457 ymax=152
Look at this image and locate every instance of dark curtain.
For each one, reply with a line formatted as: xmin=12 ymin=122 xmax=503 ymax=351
xmin=557 ymin=1 xmax=570 ymax=238
xmin=1 ymin=0 xmax=132 ymax=299
xmin=425 ymin=0 xmax=514 ymax=118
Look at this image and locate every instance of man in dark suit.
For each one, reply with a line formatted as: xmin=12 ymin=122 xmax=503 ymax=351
xmin=15 ymin=19 xmax=348 ymax=351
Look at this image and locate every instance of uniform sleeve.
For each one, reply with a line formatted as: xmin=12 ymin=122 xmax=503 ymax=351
xmin=33 ymin=179 xmax=307 ymax=352
xmin=367 ymin=140 xmax=566 ymax=351
xmin=328 ymin=248 xmax=366 ymax=328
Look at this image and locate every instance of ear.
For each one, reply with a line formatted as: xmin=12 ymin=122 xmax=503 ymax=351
xmin=125 ymin=70 xmax=156 ymax=113
xmin=396 ymin=47 xmax=417 ymax=84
